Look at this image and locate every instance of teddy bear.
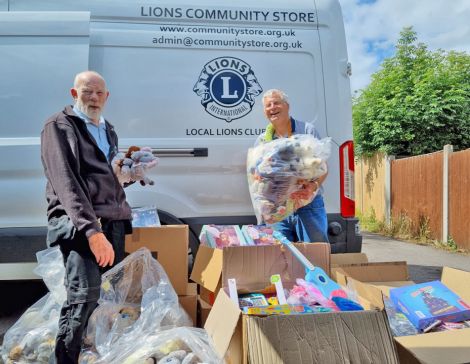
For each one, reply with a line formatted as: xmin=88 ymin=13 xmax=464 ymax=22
xmin=112 ymin=146 xmax=158 ymax=186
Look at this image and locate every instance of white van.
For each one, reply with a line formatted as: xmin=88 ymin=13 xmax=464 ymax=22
xmin=0 ymin=0 xmax=360 ymax=279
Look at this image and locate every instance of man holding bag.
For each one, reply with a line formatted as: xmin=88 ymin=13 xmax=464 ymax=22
xmin=255 ymin=89 xmax=329 ymax=243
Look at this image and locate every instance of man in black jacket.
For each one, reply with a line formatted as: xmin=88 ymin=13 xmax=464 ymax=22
xmin=41 ymin=70 xmax=132 ymax=363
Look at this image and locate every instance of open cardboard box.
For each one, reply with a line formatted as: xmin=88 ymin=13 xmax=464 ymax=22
xmin=191 ymin=243 xmax=332 ymax=305
xmin=126 ymin=226 xmax=188 ymax=295
xmin=332 ymin=256 xmax=470 ymax=364
xmin=204 ymin=244 xmax=399 ymax=364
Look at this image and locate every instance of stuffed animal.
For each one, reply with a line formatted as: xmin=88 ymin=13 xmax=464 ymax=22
xmin=112 ymin=146 xmax=158 ymax=186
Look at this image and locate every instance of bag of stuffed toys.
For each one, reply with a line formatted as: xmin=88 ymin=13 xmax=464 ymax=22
xmin=112 ymin=146 xmax=159 ymax=186
xmin=79 ymin=248 xmax=222 ymax=364
xmin=247 ymin=134 xmax=331 ymax=224
xmin=1 ymin=247 xmax=66 ymax=364
xmin=103 ymin=327 xmax=221 ymax=364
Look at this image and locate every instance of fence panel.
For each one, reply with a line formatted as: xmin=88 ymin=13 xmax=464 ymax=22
xmin=391 ymin=152 xmax=443 ymax=240
xmin=449 ymin=149 xmax=470 ymax=250
xmin=355 ymin=153 xmax=386 ymax=221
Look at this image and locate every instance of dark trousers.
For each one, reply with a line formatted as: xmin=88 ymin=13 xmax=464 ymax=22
xmin=55 ymin=220 xmax=128 ymax=364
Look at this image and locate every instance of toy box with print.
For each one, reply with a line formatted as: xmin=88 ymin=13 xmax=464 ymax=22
xmin=390 ymin=280 xmax=470 ymax=331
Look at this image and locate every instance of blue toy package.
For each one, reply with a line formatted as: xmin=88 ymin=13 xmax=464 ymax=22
xmin=131 ymin=206 xmax=161 ymax=227
xmin=390 ymin=281 xmax=470 ymax=331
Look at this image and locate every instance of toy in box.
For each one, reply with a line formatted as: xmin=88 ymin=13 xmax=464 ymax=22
xmin=241 ymin=225 xmax=281 ymax=246
xmin=198 ymin=225 xmax=247 ymax=248
xmin=390 ymin=280 xmax=470 ymax=331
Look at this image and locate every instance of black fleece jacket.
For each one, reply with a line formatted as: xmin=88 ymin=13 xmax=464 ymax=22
xmin=41 ymin=105 xmax=131 ymax=239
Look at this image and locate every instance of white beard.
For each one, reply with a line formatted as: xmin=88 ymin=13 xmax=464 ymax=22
xmin=75 ymin=100 xmax=101 ymax=122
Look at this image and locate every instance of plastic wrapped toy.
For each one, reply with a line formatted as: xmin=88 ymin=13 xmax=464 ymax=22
xmin=199 ymin=225 xmax=248 ymax=248
xmin=247 ymin=135 xmax=331 ymax=224
xmin=241 ymin=224 xmax=281 ymax=245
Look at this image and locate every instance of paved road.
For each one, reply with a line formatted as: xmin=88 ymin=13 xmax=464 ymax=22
xmin=361 ymin=232 xmax=470 ymax=283
xmin=1 ymin=233 xmax=469 ymax=345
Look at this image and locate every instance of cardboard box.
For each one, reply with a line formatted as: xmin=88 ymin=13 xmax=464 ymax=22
xmin=334 ymin=261 xmax=470 ymax=364
xmin=332 ymin=260 xmax=412 ymax=296
xmin=191 ymin=243 xmax=331 ymax=298
xmin=178 ymin=283 xmax=198 ymax=326
xmin=331 ymin=252 xmax=369 ymax=267
xmin=126 ymin=226 xmax=188 ymax=295
xmin=197 ymin=295 xmax=212 ymax=328
xmin=200 ymin=285 xmax=218 ymax=306
xmin=204 ymin=244 xmax=399 ymax=364
xmin=394 ymin=267 xmax=470 ymax=364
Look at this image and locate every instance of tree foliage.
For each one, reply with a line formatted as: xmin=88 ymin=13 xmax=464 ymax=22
xmin=353 ymin=27 xmax=470 ymax=156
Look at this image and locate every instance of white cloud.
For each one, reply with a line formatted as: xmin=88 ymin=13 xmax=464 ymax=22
xmin=339 ymin=0 xmax=470 ymax=92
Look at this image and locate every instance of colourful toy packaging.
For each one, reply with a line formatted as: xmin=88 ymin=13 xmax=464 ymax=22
xmin=238 ymin=293 xmax=269 ymax=308
xmin=240 ymin=225 xmax=280 ymax=245
xmin=390 ymin=281 xmax=470 ymax=331
xmin=243 ymin=304 xmax=332 ymax=316
xmin=198 ymin=225 xmax=248 ymax=248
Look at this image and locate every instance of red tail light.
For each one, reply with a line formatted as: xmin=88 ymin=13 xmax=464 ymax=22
xmin=339 ymin=140 xmax=355 ymax=218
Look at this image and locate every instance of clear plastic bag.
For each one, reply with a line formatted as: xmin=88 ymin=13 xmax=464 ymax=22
xmin=109 ymin=327 xmax=223 ymax=364
xmin=80 ymin=248 xmax=192 ymax=363
xmin=1 ymin=246 xmax=65 ymax=364
xmin=247 ymin=135 xmax=331 ymax=224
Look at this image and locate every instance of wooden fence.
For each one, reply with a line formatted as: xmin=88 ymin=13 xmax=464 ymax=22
xmin=449 ymin=150 xmax=470 ymax=250
xmin=391 ymin=152 xmax=443 ymax=240
xmin=355 ymin=147 xmax=470 ymax=250
xmin=355 ymin=153 xmax=387 ymax=221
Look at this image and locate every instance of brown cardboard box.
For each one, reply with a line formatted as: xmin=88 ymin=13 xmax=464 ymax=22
xmin=331 ymin=252 xmax=369 ymax=267
xmin=394 ymin=267 xmax=470 ymax=364
xmin=191 ymin=243 xmax=331 ymax=297
xmin=200 ymin=285 xmax=218 ymax=306
xmin=197 ymin=295 xmax=212 ymax=328
xmin=334 ymin=260 xmax=470 ymax=363
xmin=126 ymin=226 xmax=188 ymax=295
xmin=204 ymin=244 xmax=399 ymax=364
xmin=178 ymin=283 xmax=197 ymax=326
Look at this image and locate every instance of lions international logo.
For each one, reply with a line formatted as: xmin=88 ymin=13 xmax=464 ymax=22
xmin=193 ymin=57 xmax=262 ymax=122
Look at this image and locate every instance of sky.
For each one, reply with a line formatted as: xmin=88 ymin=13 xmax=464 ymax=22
xmin=338 ymin=0 xmax=470 ymax=93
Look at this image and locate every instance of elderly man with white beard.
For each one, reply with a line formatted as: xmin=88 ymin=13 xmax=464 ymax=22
xmin=40 ymin=71 xmax=133 ymax=363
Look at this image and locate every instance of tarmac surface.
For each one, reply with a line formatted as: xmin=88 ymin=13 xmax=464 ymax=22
xmin=361 ymin=231 xmax=470 ymax=283
xmin=1 ymin=232 xmax=469 ymax=344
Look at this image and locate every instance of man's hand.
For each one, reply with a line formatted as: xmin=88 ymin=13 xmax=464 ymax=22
xmin=88 ymin=232 xmax=115 ymax=267
xmin=290 ymin=179 xmax=318 ymax=201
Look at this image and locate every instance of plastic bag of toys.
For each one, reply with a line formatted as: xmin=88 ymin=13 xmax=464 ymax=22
xmin=1 ymin=246 xmax=66 ymax=364
xmin=247 ymin=134 xmax=331 ymax=224
xmin=79 ymin=248 xmax=192 ymax=364
xmin=104 ymin=327 xmax=222 ymax=364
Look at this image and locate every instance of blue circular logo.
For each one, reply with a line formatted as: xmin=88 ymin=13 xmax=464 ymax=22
xmin=210 ymin=70 xmax=246 ymax=107
xmin=193 ymin=57 xmax=262 ymax=122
